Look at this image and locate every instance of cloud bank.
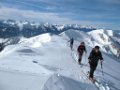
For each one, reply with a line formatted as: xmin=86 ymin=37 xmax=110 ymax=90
xmin=0 ymin=0 xmax=120 ymax=30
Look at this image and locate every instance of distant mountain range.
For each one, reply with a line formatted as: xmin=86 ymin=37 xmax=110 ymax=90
xmin=0 ymin=19 xmax=96 ymax=38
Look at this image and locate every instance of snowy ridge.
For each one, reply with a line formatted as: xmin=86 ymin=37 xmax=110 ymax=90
xmin=19 ymin=33 xmax=51 ymax=48
xmin=0 ymin=30 xmax=120 ymax=90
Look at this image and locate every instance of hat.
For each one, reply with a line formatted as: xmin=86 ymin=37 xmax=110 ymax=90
xmin=81 ymin=42 xmax=85 ymax=44
xmin=95 ymin=46 xmax=100 ymax=49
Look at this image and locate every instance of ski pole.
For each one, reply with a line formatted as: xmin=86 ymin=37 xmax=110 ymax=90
xmin=101 ymin=61 xmax=102 ymax=68
xmin=101 ymin=61 xmax=104 ymax=76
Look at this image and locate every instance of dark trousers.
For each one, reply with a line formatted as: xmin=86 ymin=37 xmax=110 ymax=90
xmin=78 ymin=53 xmax=83 ymax=64
xmin=89 ymin=62 xmax=97 ymax=78
xmin=70 ymin=43 xmax=73 ymax=50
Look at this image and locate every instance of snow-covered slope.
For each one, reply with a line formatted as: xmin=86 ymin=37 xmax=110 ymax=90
xmin=0 ymin=30 xmax=120 ymax=90
xmin=60 ymin=29 xmax=89 ymax=41
xmin=88 ymin=29 xmax=120 ymax=56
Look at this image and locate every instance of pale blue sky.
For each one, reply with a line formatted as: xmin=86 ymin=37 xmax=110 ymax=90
xmin=0 ymin=0 xmax=120 ymax=30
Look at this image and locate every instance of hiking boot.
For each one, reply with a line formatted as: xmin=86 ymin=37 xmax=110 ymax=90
xmin=78 ymin=61 xmax=81 ymax=65
xmin=89 ymin=76 xmax=95 ymax=83
xmin=78 ymin=59 xmax=81 ymax=65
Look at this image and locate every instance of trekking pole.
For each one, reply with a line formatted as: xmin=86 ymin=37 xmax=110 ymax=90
xmin=101 ymin=61 xmax=104 ymax=76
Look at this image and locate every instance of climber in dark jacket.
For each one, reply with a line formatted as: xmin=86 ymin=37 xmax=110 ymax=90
xmin=77 ymin=42 xmax=87 ymax=64
xmin=88 ymin=46 xmax=103 ymax=80
xmin=68 ymin=38 xmax=74 ymax=50
xmin=0 ymin=43 xmax=4 ymax=52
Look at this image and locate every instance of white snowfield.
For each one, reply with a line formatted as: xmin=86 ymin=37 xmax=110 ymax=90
xmin=0 ymin=30 xmax=120 ymax=90
xmin=88 ymin=29 xmax=120 ymax=55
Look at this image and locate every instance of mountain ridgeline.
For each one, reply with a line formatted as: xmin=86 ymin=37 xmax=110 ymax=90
xmin=0 ymin=19 xmax=96 ymax=38
xmin=0 ymin=19 xmax=120 ymax=59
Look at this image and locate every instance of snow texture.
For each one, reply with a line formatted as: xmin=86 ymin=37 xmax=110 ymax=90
xmin=0 ymin=29 xmax=120 ymax=90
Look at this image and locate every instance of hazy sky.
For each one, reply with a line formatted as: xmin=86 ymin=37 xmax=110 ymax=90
xmin=0 ymin=0 xmax=120 ymax=30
